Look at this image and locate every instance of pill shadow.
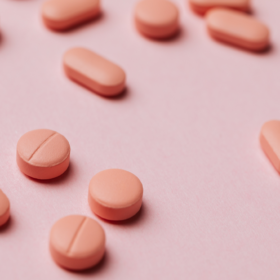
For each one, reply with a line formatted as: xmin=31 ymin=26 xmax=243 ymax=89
xmin=67 ymin=251 xmax=109 ymax=276
xmin=25 ymin=162 xmax=76 ymax=186
xmin=68 ymin=77 xmax=130 ymax=101
xmin=97 ymin=202 xmax=147 ymax=227
xmin=210 ymin=36 xmax=273 ymax=55
xmin=100 ymin=87 xmax=130 ymax=101
xmin=140 ymin=27 xmax=184 ymax=43
xmin=0 ymin=217 xmax=14 ymax=233
xmin=49 ymin=12 xmax=105 ymax=34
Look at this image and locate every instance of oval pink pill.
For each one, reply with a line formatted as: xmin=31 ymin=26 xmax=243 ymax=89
xmin=63 ymin=48 xmax=126 ymax=97
xmin=0 ymin=190 xmax=10 ymax=227
xmin=17 ymin=129 xmax=70 ymax=180
xmin=50 ymin=215 xmax=105 ymax=270
xmin=88 ymin=169 xmax=143 ymax=221
xmin=189 ymin=0 xmax=250 ymax=15
xmin=134 ymin=0 xmax=179 ymax=39
xmin=206 ymin=8 xmax=270 ymax=51
xmin=260 ymin=120 xmax=280 ymax=173
xmin=42 ymin=0 xmax=100 ymax=31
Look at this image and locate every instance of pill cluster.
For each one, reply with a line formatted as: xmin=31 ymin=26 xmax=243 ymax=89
xmin=17 ymin=128 xmax=144 ymax=270
xmin=0 ymin=0 xmax=274 ymax=273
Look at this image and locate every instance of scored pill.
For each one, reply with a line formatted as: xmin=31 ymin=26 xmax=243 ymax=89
xmin=49 ymin=215 xmax=106 ymax=270
xmin=206 ymin=8 xmax=270 ymax=51
xmin=17 ymin=129 xmax=70 ymax=180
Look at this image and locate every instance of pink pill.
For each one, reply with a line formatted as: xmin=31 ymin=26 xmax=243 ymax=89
xmin=88 ymin=169 xmax=143 ymax=221
xmin=0 ymin=190 xmax=10 ymax=227
xmin=50 ymin=215 xmax=105 ymax=270
xmin=260 ymin=120 xmax=280 ymax=173
xmin=206 ymin=8 xmax=270 ymax=51
xmin=189 ymin=0 xmax=250 ymax=15
xmin=134 ymin=0 xmax=179 ymax=39
xmin=42 ymin=0 xmax=100 ymax=31
xmin=63 ymin=47 xmax=126 ymax=97
xmin=17 ymin=129 xmax=70 ymax=180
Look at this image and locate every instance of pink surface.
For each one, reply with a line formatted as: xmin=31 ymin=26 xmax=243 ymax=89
xmin=0 ymin=0 xmax=280 ymax=279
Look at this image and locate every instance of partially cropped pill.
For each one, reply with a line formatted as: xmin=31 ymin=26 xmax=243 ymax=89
xmin=189 ymin=0 xmax=250 ymax=15
xmin=0 ymin=190 xmax=10 ymax=227
xmin=42 ymin=0 xmax=100 ymax=31
xmin=206 ymin=8 xmax=270 ymax=51
xmin=17 ymin=129 xmax=70 ymax=180
xmin=134 ymin=0 xmax=179 ymax=39
xmin=63 ymin=47 xmax=126 ymax=97
xmin=50 ymin=215 xmax=105 ymax=270
xmin=88 ymin=169 xmax=143 ymax=221
xmin=260 ymin=120 xmax=280 ymax=173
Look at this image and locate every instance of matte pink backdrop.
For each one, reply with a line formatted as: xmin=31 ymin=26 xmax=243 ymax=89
xmin=0 ymin=0 xmax=280 ymax=279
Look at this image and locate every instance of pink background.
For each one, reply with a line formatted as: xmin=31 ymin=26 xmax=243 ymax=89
xmin=0 ymin=0 xmax=280 ymax=279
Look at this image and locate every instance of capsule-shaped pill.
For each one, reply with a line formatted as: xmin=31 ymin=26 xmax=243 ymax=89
xmin=189 ymin=0 xmax=250 ymax=15
xmin=206 ymin=8 xmax=270 ymax=51
xmin=42 ymin=0 xmax=100 ymax=31
xmin=63 ymin=47 xmax=126 ymax=97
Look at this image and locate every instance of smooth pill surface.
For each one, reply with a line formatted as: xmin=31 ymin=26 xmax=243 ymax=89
xmin=42 ymin=0 xmax=100 ymax=31
xmin=134 ymin=0 xmax=179 ymax=39
xmin=17 ymin=129 xmax=70 ymax=180
xmin=88 ymin=169 xmax=143 ymax=221
xmin=189 ymin=0 xmax=250 ymax=15
xmin=260 ymin=120 xmax=280 ymax=173
xmin=206 ymin=8 xmax=270 ymax=51
xmin=50 ymin=215 xmax=105 ymax=270
xmin=0 ymin=190 xmax=10 ymax=227
xmin=63 ymin=47 xmax=126 ymax=97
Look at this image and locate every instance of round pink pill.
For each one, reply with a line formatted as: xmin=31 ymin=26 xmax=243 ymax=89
xmin=50 ymin=215 xmax=105 ymax=270
xmin=0 ymin=190 xmax=10 ymax=227
xmin=17 ymin=129 xmax=70 ymax=180
xmin=134 ymin=0 xmax=179 ymax=39
xmin=88 ymin=169 xmax=143 ymax=221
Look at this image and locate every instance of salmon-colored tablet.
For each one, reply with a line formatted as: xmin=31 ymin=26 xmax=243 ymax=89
xmin=206 ymin=8 xmax=270 ymax=51
xmin=189 ymin=0 xmax=250 ymax=15
xmin=134 ymin=0 xmax=179 ymax=39
xmin=17 ymin=129 xmax=70 ymax=180
xmin=63 ymin=47 xmax=126 ymax=97
xmin=0 ymin=190 xmax=10 ymax=227
xmin=88 ymin=169 xmax=143 ymax=221
xmin=50 ymin=215 xmax=105 ymax=270
xmin=42 ymin=0 xmax=100 ymax=31
xmin=260 ymin=120 xmax=280 ymax=173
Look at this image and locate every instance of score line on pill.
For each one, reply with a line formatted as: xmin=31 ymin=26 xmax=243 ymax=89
xmin=50 ymin=215 xmax=105 ymax=270
xmin=17 ymin=129 xmax=70 ymax=180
